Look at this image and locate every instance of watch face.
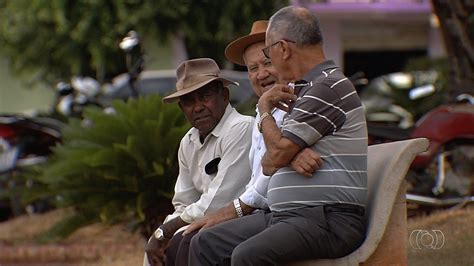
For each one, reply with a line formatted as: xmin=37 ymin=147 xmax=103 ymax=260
xmin=154 ymin=228 xmax=165 ymax=240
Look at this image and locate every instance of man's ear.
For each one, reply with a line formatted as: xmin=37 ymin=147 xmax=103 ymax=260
xmin=281 ymin=41 xmax=292 ymax=60
xmin=223 ymin=87 xmax=230 ymax=103
xmin=281 ymin=41 xmax=291 ymax=60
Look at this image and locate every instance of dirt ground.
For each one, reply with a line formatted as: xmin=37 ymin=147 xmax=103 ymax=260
xmin=0 ymin=209 xmax=145 ymax=265
xmin=1 ymin=206 xmax=474 ymax=265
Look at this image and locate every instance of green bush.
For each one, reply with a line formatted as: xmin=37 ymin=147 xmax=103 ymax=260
xmin=24 ymin=95 xmax=190 ymax=240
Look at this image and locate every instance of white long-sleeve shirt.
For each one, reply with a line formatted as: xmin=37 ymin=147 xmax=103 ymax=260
xmin=165 ymin=104 xmax=254 ymax=223
xmin=239 ymin=108 xmax=286 ymax=209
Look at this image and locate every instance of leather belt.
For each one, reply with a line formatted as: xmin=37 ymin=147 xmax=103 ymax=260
xmin=324 ymin=203 xmax=365 ymax=216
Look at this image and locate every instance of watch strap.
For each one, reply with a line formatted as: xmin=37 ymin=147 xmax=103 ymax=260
xmin=233 ymin=198 xmax=244 ymax=218
xmin=258 ymin=112 xmax=273 ymax=133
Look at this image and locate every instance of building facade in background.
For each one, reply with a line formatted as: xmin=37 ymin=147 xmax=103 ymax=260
xmin=292 ymin=0 xmax=445 ymax=79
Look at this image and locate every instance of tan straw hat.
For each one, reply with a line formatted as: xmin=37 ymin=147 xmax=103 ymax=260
xmin=225 ymin=20 xmax=268 ymax=66
xmin=162 ymin=58 xmax=238 ymax=103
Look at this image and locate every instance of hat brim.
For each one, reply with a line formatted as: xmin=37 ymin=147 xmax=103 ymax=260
xmin=162 ymin=77 xmax=238 ymax=103
xmin=225 ymin=32 xmax=266 ymax=66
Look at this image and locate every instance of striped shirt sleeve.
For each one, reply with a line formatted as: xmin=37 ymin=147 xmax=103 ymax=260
xmin=282 ymin=83 xmax=346 ymax=147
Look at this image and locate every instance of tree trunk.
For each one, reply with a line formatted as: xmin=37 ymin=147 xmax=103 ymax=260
xmin=431 ymin=0 xmax=474 ymax=100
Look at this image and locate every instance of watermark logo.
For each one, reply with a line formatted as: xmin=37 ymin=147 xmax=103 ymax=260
xmin=409 ymin=229 xmax=445 ymax=249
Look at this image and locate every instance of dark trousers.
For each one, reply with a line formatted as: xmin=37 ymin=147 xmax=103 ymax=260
xmin=166 ymin=230 xmax=199 ymax=266
xmin=189 ymin=205 xmax=366 ymax=266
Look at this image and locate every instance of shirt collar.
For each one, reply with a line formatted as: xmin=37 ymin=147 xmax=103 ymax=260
xmin=301 ymin=60 xmax=338 ymax=84
xmin=287 ymin=60 xmax=337 ymax=112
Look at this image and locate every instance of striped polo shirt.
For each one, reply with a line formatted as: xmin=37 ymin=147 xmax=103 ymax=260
xmin=267 ymin=60 xmax=368 ymax=212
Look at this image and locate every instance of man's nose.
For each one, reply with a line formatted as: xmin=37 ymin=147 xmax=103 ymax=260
xmin=257 ymin=68 xmax=269 ymax=80
xmin=192 ymin=98 xmax=205 ymax=112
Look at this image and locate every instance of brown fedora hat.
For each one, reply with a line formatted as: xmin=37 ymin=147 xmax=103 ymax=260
xmin=162 ymin=58 xmax=238 ymax=103
xmin=225 ymin=20 xmax=268 ymax=66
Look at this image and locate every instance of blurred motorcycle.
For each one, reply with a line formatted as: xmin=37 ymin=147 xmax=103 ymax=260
xmin=360 ymin=70 xmax=442 ymax=129
xmin=54 ymin=31 xmax=144 ymax=118
xmin=54 ymin=77 xmax=103 ymax=118
xmin=363 ymin=80 xmax=474 ymax=211
xmin=358 ymin=70 xmax=474 ymax=212
xmin=0 ymin=115 xmax=63 ymax=219
xmin=405 ymin=94 xmax=474 ymax=210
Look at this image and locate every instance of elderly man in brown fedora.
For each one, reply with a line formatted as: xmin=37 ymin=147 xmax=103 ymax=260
xmin=144 ymin=58 xmax=254 ymax=266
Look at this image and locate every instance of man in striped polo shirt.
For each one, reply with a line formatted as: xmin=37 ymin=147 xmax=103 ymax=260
xmin=189 ymin=6 xmax=368 ymax=265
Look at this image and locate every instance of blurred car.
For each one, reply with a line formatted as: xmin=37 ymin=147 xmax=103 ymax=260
xmin=104 ymin=69 xmax=257 ymax=112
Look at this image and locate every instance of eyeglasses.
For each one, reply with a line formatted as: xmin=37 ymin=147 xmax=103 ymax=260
xmin=262 ymin=39 xmax=296 ymax=59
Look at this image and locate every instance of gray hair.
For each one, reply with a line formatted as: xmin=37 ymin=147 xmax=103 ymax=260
xmin=268 ymin=6 xmax=323 ymax=46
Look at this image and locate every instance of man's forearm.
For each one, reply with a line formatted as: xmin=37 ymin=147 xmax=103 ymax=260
xmin=259 ymin=109 xmax=289 ymax=167
xmin=183 ymin=198 xmax=256 ymax=235
xmin=258 ymin=85 xmax=302 ymax=174
xmin=260 ymin=113 xmax=300 ymax=171
xmin=218 ymin=199 xmax=255 ymax=218
xmin=261 ymin=151 xmax=280 ymax=176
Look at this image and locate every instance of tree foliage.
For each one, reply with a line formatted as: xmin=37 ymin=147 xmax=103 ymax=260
xmin=0 ymin=0 xmax=287 ymax=86
xmin=23 ymin=95 xmax=190 ymax=239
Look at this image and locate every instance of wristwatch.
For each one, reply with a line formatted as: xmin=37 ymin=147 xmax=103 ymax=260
xmin=257 ymin=112 xmax=273 ymax=133
xmin=233 ymin=198 xmax=244 ymax=218
xmin=153 ymin=227 xmax=166 ymax=241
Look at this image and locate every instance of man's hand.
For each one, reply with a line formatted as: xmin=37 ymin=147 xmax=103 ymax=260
xmin=145 ymin=236 xmax=169 ymax=266
xmin=183 ymin=200 xmax=255 ymax=235
xmin=159 ymin=217 xmax=188 ymax=239
xmin=145 ymin=216 xmax=188 ymax=266
xmin=183 ymin=204 xmax=236 ymax=235
xmin=183 ymin=211 xmax=231 ymax=235
xmin=291 ymin=148 xmax=322 ymax=177
xmin=258 ymin=84 xmax=297 ymax=113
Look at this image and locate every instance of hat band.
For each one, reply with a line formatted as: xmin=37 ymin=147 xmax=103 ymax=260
xmin=177 ymin=74 xmax=218 ymax=91
xmin=198 ymin=73 xmax=218 ymax=78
